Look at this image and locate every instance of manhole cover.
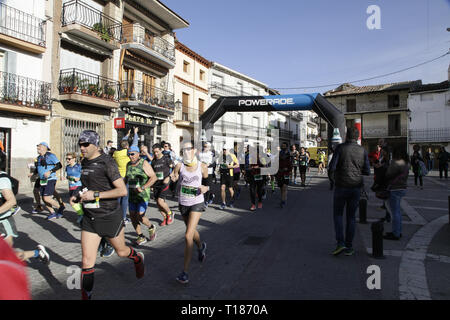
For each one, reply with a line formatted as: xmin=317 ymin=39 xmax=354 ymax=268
xmin=242 ymin=236 xmax=269 ymax=246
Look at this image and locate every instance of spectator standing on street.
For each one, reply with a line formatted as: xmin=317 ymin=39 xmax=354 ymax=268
xmin=70 ymin=130 xmax=145 ymax=300
xmin=328 ymin=127 xmax=370 ymax=256
xmin=383 ymin=149 xmax=409 ymax=240
xmin=410 ymin=146 xmax=424 ymax=189
xmin=437 ymin=146 xmax=449 ymax=179
xmin=103 ymin=140 xmax=114 ymax=155
xmin=424 ymin=147 xmax=434 ymax=172
xmin=113 ymin=127 xmax=139 ymax=224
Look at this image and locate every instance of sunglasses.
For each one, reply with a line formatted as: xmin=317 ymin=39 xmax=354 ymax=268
xmin=183 ymin=147 xmax=193 ymax=152
xmin=78 ymin=142 xmax=90 ymax=148
xmin=66 ymin=158 xmax=73 ymax=160
xmin=128 ymin=152 xmax=139 ymax=156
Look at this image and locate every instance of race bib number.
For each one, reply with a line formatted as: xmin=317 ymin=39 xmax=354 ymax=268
xmin=83 ymin=199 xmax=100 ymax=209
xmin=220 ymin=163 xmax=228 ymax=169
xmin=254 ymin=175 xmax=262 ymax=181
xmin=293 ymin=160 xmax=298 ymax=165
xmin=284 ymin=175 xmax=290 ymax=181
xmin=40 ymin=179 xmax=48 ymax=186
xmin=156 ymin=172 xmax=164 ymax=180
xmin=300 ymin=161 xmax=306 ymax=166
xmin=181 ymin=185 xmax=198 ymax=198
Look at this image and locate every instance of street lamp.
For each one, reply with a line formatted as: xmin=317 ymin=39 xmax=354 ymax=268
xmin=175 ymin=99 xmax=182 ymax=111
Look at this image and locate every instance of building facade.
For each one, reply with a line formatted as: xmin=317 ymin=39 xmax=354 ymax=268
xmin=323 ymin=81 xmax=422 ymax=154
xmin=168 ymin=40 xmax=210 ymax=154
xmin=209 ymin=62 xmax=269 ymax=150
xmin=0 ymin=0 xmax=52 ymax=186
xmin=408 ymin=80 xmax=450 ymax=160
xmin=118 ymin=0 xmax=188 ymax=148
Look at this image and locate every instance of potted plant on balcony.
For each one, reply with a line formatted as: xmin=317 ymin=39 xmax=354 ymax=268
xmin=105 ymin=86 xmax=115 ymax=100
xmin=93 ymin=23 xmax=112 ymax=42
xmin=79 ymin=79 xmax=89 ymax=94
xmin=88 ymin=83 xmax=98 ymax=97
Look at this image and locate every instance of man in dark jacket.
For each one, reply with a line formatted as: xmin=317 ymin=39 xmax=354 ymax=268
xmin=328 ymin=127 xmax=370 ymax=256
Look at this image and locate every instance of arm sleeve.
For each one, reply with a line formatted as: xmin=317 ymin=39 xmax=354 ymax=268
xmin=51 ymin=162 xmax=62 ymax=173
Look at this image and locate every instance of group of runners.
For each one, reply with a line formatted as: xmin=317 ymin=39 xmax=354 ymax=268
xmin=1 ymin=127 xmax=327 ymax=299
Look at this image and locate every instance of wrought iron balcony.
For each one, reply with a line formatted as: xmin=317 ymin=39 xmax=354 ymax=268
xmin=307 ymin=134 xmax=318 ymax=140
xmin=409 ymin=128 xmax=450 ymax=143
xmin=59 ymin=68 xmax=120 ymax=101
xmin=0 ymin=71 xmax=51 ymax=112
xmin=0 ymin=2 xmax=46 ymax=50
xmin=122 ymin=24 xmax=175 ymax=67
xmin=173 ymin=106 xmax=200 ymax=126
xmin=120 ymin=80 xmax=175 ymax=112
xmin=61 ymin=0 xmax=122 ymax=43
xmin=363 ymin=126 xmax=407 ymax=138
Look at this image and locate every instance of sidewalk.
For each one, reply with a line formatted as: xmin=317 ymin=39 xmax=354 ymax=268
xmin=10 ymin=169 xmax=450 ymax=300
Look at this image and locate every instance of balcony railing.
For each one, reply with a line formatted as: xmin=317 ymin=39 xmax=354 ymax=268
xmin=62 ymin=0 xmax=122 ymax=42
xmin=0 ymin=2 xmax=46 ymax=47
xmin=210 ymin=82 xmax=253 ymax=97
xmin=122 ymin=24 xmax=175 ymax=63
xmin=363 ymin=127 xmax=407 ymax=138
xmin=307 ymin=134 xmax=318 ymax=140
xmin=279 ymin=129 xmax=292 ymax=139
xmin=409 ymin=128 xmax=450 ymax=143
xmin=59 ymin=68 xmax=120 ymax=101
xmin=120 ymin=80 xmax=175 ymax=111
xmin=174 ymin=106 xmax=200 ymax=123
xmin=0 ymin=71 xmax=51 ymax=110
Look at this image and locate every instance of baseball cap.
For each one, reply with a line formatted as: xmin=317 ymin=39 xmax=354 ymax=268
xmin=37 ymin=142 xmax=50 ymax=151
xmin=128 ymin=146 xmax=140 ymax=154
xmin=78 ymin=130 xmax=100 ymax=146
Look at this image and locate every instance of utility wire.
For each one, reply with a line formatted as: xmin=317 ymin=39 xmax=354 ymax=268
xmin=273 ymin=51 xmax=450 ymax=91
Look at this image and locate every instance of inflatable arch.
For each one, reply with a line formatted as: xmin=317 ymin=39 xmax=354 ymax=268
xmin=199 ymin=93 xmax=345 ymax=150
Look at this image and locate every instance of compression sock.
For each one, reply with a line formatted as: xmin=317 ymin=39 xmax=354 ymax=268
xmin=81 ymin=267 xmax=95 ymax=300
xmin=128 ymin=247 xmax=142 ymax=264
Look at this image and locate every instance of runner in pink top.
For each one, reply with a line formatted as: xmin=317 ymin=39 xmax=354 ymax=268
xmin=171 ymin=141 xmax=209 ymax=284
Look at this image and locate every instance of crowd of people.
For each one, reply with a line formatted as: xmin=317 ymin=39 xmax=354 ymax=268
xmin=0 ymin=124 xmax=449 ymax=299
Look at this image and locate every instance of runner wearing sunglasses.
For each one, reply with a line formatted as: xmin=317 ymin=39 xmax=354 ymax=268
xmin=70 ymin=130 xmax=145 ymax=300
xmin=126 ymin=146 xmax=158 ymax=245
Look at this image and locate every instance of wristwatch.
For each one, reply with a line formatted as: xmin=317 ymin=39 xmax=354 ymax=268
xmin=94 ymin=191 xmax=100 ymax=200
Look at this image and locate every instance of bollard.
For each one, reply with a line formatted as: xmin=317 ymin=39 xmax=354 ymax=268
xmin=371 ymin=221 xmax=385 ymax=259
xmin=359 ymin=198 xmax=367 ymax=224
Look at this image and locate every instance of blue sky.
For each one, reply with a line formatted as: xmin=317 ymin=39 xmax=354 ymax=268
xmin=163 ymin=0 xmax=450 ymax=94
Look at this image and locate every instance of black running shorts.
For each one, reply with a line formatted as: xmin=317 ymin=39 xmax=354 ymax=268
xmin=220 ymin=174 xmax=233 ymax=188
xmin=179 ymin=203 xmax=205 ymax=217
xmin=153 ymin=183 xmax=169 ymax=200
xmin=81 ymin=210 xmax=124 ymax=238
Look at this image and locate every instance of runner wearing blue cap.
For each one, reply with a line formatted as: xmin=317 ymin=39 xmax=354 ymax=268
xmin=126 ymin=145 xmax=158 ymax=245
xmin=35 ymin=142 xmax=64 ymax=219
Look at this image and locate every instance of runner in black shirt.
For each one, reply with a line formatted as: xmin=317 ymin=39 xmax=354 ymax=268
xmin=151 ymin=143 xmax=174 ymax=226
xmin=69 ymin=130 xmax=145 ymax=300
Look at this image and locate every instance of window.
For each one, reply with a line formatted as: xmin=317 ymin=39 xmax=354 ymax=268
xmin=420 ymin=93 xmax=433 ymax=102
xmin=346 ymin=99 xmax=356 ymax=113
xmin=388 ymin=94 xmax=400 ymax=108
xmin=182 ymin=92 xmax=189 ymax=120
xmin=183 ymin=61 xmax=190 ymax=74
xmin=237 ymin=82 xmax=243 ymax=95
xmin=198 ymin=98 xmax=204 ymax=114
xmin=388 ymin=114 xmax=401 ymax=136
xmin=199 ymin=70 xmax=205 ymax=82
